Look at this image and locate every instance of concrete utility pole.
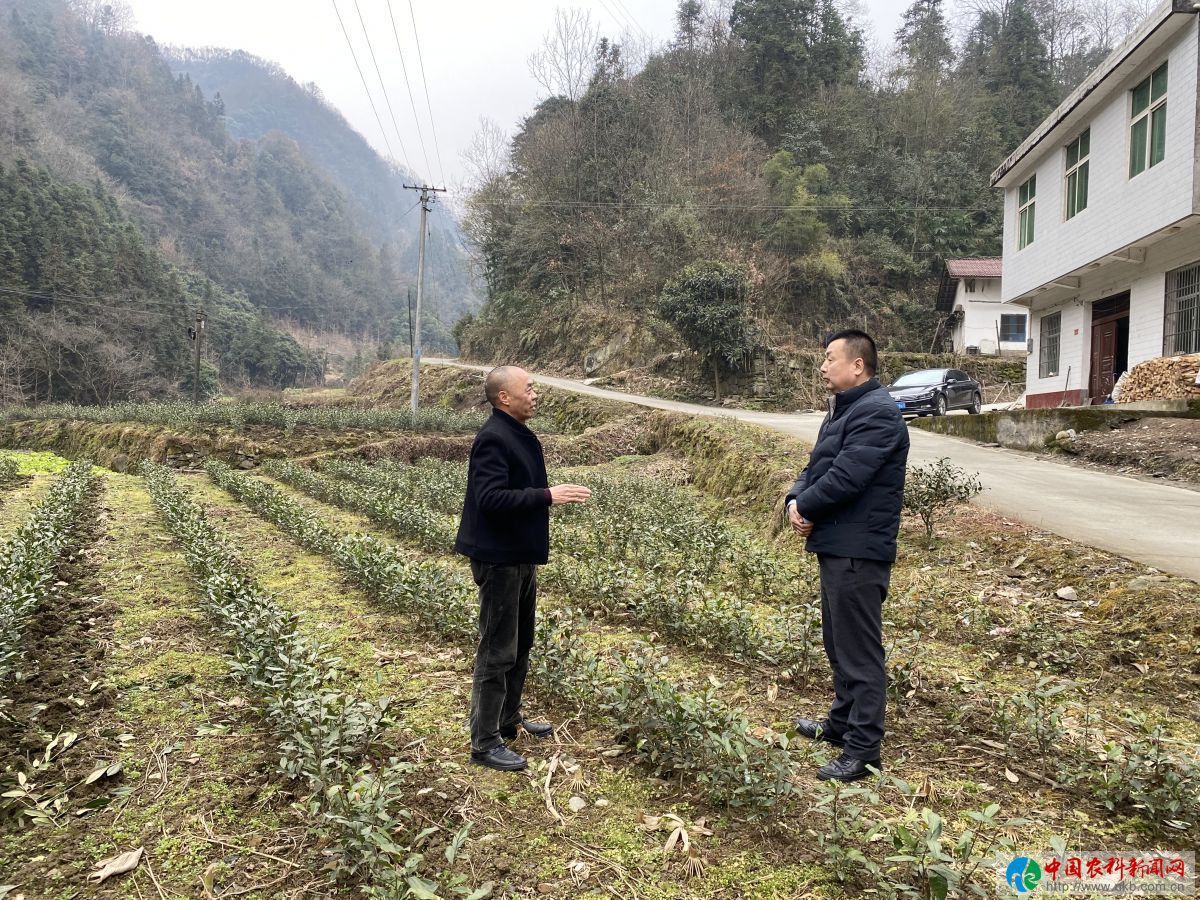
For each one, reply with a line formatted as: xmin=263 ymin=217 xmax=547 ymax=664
xmin=191 ymin=310 xmax=206 ymax=403
xmin=403 ymin=184 xmax=446 ymax=413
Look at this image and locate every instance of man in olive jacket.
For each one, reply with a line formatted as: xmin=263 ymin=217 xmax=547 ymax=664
xmin=786 ymin=330 xmax=909 ymax=782
xmin=455 ymin=365 xmax=591 ymax=771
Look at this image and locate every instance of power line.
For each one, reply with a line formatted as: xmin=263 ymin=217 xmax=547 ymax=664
xmin=352 ymin=0 xmax=421 ymax=174
xmin=610 ymin=0 xmax=651 ymax=42
xmin=0 ymin=284 xmax=190 ymax=314
xmin=402 ymin=0 xmax=448 ymax=187
xmin=0 ymin=285 xmax=335 ymax=319
xmin=383 ymin=0 xmax=434 ymax=182
xmin=596 ymin=0 xmax=643 ymax=42
xmin=330 ymin=0 xmax=400 ymax=165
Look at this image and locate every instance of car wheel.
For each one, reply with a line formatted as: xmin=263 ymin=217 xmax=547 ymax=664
xmin=933 ymin=394 xmax=947 ymax=416
xmin=969 ymin=392 xmax=982 ymax=415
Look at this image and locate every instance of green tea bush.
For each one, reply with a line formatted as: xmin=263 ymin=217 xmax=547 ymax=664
xmin=142 ymin=463 xmax=463 ymax=893
xmin=1 ymin=400 xmax=484 ymax=435
xmin=208 ymin=461 xmax=798 ymax=813
xmin=0 ymin=459 xmax=96 ymax=687
xmin=300 ymin=459 xmax=819 ymax=673
xmin=903 ymin=457 xmax=982 ymax=545
xmin=0 ymin=454 xmax=20 ymax=488
xmin=1076 ymin=712 xmax=1200 ymax=829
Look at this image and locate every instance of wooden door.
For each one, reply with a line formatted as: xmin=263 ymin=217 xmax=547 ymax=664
xmin=1089 ymin=320 xmax=1118 ymax=402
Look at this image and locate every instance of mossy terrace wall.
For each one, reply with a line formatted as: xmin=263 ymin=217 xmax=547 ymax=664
xmin=0 ymin=419 xmax=473 ymax=472
xmin=910 ymin=401 xmax=1200 ymax=451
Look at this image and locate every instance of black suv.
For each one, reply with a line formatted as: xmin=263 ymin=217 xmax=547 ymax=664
xmin=886 ymin=368 xmax=982 ymax=417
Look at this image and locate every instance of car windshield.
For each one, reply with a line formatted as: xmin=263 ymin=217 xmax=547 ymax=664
xmin=891 ymin=369 xmax=946 ymax=388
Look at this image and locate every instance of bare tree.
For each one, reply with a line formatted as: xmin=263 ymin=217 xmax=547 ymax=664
xmin=461 ymin=117 xmax=511 ymax=190
xmin=67 ymin=0 xmax=134 ymax=35
xmin=1083 ymin=0 xmax=1156 ymax=50
xmin=528 ymin=8 xmax=600 ymax=102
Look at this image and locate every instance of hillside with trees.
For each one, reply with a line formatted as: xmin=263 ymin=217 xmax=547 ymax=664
xmin=163 ymin=48 xmax=481 ymax=342
xmin=0 ymin=0 xmax=472 ymax=404
xmin=459 ymin=0 xmax=1150 ymax=381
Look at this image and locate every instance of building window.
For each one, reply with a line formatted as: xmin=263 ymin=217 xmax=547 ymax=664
xmin=1039 ymin=311 xmax=1061 ymax=378
xmin=1018 ymin=175 xmax=1036 ymax=249
xmin=1000 ymin=314 xmax=1027 ymax=343
xmin=1165 ymin=261 xmax=1200 ymax=354
xmin=965 ymin=279 xmax=976 ymax=293
xmin=1065 ymin=129 xmax=1089 ymax=219
xmin=1130 ymin=62 xmax=1167 ymax=178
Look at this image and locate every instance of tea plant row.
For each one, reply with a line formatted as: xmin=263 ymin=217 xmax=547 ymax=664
xmin=1 ymin=400 xmax=484 ymax=435
xmin=271 ymin=460 xmax=824 ymax=674
xmin=318 ymin=459 xmax=793 ymax=594
xmin=264 ymin=460 xmax=457 ymax=553
xmin=318 ymin=458 xmax=466 ymax=516
xmin=0 ymin=459 xmax=96 ymax=689
xmin=141 ymin=463 xmax=475 ymax=898
xmin=206 ymin=460 xmax=796 ymax=814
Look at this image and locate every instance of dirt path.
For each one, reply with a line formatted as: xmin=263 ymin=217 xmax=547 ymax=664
xmin=426 ymin=359 xmax=1200 ymax=582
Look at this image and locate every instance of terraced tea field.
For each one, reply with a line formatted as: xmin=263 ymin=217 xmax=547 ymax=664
xmin=0 ymin=396 xmax=1197 ymax=899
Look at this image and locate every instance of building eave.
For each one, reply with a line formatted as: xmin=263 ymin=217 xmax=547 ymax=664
xmin=1004 ymin=214 xmax=1200 ymax=309
xmin=990 ymin=0 xmax=1200 ymax=190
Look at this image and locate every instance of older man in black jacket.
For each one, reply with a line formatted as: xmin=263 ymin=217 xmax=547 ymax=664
xmin=455 ymin=365 xmax=591 ymax=771
xmin=785 ymin=330 xmax=909 ymax=782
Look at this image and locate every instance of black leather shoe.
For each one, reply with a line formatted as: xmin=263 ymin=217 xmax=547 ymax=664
xmin=470 ymin=744 xmax=527 ymax=771
xmin=501 ymin=719 xmax=555 ymax=740
xmin=817 ymin=753 xmax=881 ymax=782
xmin=794 ymin=717 xmax=845 ymax=747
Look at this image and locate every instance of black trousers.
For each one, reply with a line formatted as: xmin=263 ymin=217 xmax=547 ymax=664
xmin=818 ymin=554 xmax=891 ymax=760
xmin=469 ymin=560 xmax=537 ymax=752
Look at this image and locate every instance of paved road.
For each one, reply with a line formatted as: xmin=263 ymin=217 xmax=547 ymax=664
xmin=426 ymin=359 xmax=1200 ymax=581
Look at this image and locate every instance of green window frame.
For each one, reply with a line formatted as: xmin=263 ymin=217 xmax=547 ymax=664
xmin=1039 ymin=311 xmax=1061 ymax=378
xmin=1065 ymin=129 xmax=1089 ymax=220
xmin=1017 ymin=175 xmax=1036 ymax=250
xmin=1130 ymin=62 xmax=1167 ymax=178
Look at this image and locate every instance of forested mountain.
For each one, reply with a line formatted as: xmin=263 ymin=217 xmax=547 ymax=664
xmin=0 ymin=0 xmax=472 ymax=404
xmin=461 ymin=0 xmax=1149 ymax=378
xmin=163 ymin=48 xmax=480 ymax=337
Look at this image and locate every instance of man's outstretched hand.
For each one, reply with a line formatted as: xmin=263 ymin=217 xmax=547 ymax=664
xmin=550 ymin=484 xmax=592 ymax=505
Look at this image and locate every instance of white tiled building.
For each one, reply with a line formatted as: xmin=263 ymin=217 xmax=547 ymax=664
xmin=935 ymin=258 xmax=1028 ymax=355
xmin=991 ymin=0 xmax=1200 ymax=408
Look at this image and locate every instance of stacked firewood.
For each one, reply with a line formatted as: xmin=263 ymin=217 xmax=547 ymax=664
xmin=1116 ymin=353 xmax=1200 ymax=402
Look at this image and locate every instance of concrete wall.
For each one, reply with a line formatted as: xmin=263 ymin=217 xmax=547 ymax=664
xmin=910 ymin=399 xmax=1200 ymax=450
xmin=1001 ymin=20 xmax=1199 ymax=302
xmin=1025 ymin=231 xmax=1200 ymax=406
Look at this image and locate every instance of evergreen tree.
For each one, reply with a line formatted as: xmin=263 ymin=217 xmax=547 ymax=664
xmin=729 ymin=0 xmax=863 ymax=139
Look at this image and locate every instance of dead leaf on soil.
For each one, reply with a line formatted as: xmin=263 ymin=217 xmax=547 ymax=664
xmin=87 ymin=847 xmax=143 ymax=883
xmin=1004 ymin=768 xmax=1020 ymax=784
xmin=766 ymin=683 xmax=779 ymax=702
xmin=1132 ymin=661 xmax=1149 ymax=674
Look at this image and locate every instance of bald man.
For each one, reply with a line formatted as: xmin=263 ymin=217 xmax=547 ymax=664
xmin=454 ymin=366 xmax=591 ymax=771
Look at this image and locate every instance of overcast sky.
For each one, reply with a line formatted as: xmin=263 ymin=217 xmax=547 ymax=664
xmin=124 ymin=0 xmax=910 ymax=192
